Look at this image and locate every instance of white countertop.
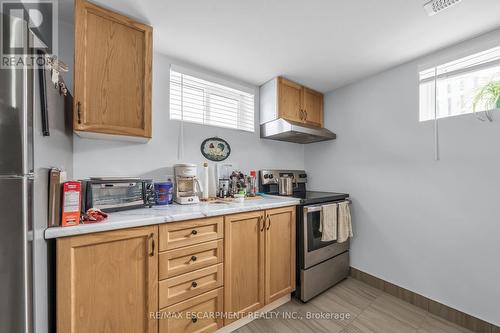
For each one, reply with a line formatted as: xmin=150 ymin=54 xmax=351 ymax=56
xmin=45 ymin=195 xmax=300 ymax=239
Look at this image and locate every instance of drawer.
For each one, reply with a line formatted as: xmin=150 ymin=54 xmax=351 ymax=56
xmin=159 ymin=288 xmax=223 ymax=333
xmin=159 ymin=240 xmax=223 ymax=279
xmin=159 ymin=264 xmax=223 ymax=308
xmin=159 ymin=217 xmax=224 ymax=251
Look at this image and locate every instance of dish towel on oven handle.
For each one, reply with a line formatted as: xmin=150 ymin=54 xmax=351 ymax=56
xmin=319 ymin=203 xmax=338 ymax=242
xmin=337 ymin=201 xmax=353 ymax=243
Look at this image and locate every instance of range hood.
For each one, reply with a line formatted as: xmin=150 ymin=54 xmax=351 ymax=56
xmin=260 ymin=118 xmax=336 ymax=144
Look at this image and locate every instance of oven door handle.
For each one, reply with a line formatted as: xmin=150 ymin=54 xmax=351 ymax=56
xmin=303 ymin=205 xmax=323 ymax=213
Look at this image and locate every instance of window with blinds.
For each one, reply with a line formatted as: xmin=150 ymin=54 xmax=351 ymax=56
xmin=169 ymin=67 xmax=255 ymax=132
xmin=419 ymin=45 xmax=500 ymax=122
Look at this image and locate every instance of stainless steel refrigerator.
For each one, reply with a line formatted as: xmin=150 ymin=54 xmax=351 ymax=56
xmin=0 ymin=12 xmax=73 ymax=333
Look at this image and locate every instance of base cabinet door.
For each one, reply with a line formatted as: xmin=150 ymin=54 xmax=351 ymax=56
xmin=224 ymin=211 xmax=265 ymax=325
xmin=265 ymin=206 xmax=296 ymax=304
xmin=57 ymin=226 xmax=158 ymax=333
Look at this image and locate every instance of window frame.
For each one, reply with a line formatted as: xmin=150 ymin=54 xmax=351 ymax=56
xmin=418 ymin=45 xmax=500 ymax=122
xmin=169 ymin=65 xmax=256 ymax=132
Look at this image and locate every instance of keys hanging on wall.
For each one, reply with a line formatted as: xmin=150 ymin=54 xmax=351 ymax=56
xmin=44 ymin=54 xmax=69 ymax=96
xmin=58 ymin=79 xmax=69 ymax=97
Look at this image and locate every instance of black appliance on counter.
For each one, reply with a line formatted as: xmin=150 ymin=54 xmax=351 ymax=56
xmin=259 ymin=169 xmax=350 ymax=302
xmin=82 ymin=177 xmax=155 ymax=213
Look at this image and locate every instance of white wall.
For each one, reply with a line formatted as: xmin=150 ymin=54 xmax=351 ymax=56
xmin=305 ymin=30 xmax=500 ymax=326
xmin=73 ymin=53 xmax=305 ymax=179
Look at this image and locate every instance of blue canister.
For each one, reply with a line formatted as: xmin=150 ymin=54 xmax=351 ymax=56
xmin=154 ymin=181 xmax=173 ymax=205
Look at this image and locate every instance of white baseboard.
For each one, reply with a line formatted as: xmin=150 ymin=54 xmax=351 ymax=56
xmin=215 ymin=294 xmax=291 ymax=333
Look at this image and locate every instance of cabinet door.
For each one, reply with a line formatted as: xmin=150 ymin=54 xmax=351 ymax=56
xmin=224 ymin=211 xmax=265 ymax=324
xmin=278 ymin=77 xmax=303 ymax=123
xmin=74 ymin=0 xmax=152 ymax=138
xmin=57 ymin=226 xmax=158 ymax=333
xmin=265 ymin=206 xmax=296 ymax=304
xmin=302 ymin=87 xmax=324 ymax=127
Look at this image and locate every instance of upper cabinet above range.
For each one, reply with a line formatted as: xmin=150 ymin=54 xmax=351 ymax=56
xmin=73 ymin=0 xmax=153 ymax=141
xmin=260 ymin=77 xmax=323 ymax=127
xmin=260 ymin=77 xmax=336 ymax=144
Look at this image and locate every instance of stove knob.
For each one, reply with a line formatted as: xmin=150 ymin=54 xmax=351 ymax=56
xmin=269 ymin=174 xmax=274 ymax=179
xmin=263 ymin=174 xmax=269 ymax=179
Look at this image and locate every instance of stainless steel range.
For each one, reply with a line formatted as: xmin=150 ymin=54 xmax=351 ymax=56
xmin=259 ymin=169 xmax=350 ymax=302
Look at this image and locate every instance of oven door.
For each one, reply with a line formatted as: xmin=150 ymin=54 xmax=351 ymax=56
xmin=303 ymin=204 xmax=349 ymax=269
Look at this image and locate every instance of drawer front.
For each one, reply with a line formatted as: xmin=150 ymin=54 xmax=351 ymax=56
xmin=160 ymin=264 xmax=223 ymax=308
xmin=159 ymin=288 xmax=223 ymax=333
xmin=159 ymin=217 xmax=224 ymax=251
xmin=159 ymin=240 xmax=223 ymax=279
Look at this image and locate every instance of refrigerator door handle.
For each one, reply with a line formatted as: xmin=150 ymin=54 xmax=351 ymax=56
xmin=37 ymin=50 xmax=50 ymax=137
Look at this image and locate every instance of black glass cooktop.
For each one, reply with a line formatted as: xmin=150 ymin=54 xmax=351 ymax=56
xmin=268 ymin=191 xmax=349 ymax=205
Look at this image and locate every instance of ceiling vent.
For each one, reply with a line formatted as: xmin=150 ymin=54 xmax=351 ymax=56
xmin=423 ymin=0 xmax=462 ymax=16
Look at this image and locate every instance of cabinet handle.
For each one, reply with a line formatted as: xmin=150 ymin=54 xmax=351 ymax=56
xmin=191 ymin=229 xmax=198 ymax=235
xmin=266 ymin=215 xmax=271 ymax=230
xmin=77 ymin=101 xmax=82 ymax=124
xmin=259 ymin=216 xmax=265 ymax=232
xmin=304 ymin=109 xmax=308 ymax=121
xmin=190 ymin=255 xmax=197 ymax=262
xmin=191 ymin=281 xmax=198 ymax=288
xmin=147 ymin=233 xmax=155 ymax=256
xmin=192 ymin=316 xmax=198 ymax=323
xmin=299 ymin=109 xmax=304 ymax=120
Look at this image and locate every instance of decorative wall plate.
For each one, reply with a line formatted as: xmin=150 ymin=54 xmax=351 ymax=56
xmin=200 ymin=137 xmax=231 ymax=161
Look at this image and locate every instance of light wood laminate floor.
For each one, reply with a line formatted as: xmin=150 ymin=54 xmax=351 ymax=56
xmin=234 ymin=278 xmax=474 ymax=333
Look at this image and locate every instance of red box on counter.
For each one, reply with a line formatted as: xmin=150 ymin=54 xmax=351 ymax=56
xmin=61 ymin=181 xmax=81 ymax=227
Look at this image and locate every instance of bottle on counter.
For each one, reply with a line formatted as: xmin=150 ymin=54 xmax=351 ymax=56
xmin=248 ymin=170 xmax=257 ymax=196
xmin=202 ymin=162 xmax=209 ymax=200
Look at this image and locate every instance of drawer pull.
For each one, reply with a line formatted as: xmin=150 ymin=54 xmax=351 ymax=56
xmin=191 ymin=229 xmax=198 ymax=235
xmin=191 ymin=281 xmax=198 ymax=288
xmin=190 ymin=255 xmax=197 ymax=262
xmin=192 ymin=316 xmax=198 ymax=323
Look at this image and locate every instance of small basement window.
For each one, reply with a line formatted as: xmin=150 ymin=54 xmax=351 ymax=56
xmin=169 ymin=66 xmax=255 ymax=132
xmin=419 ymin=46 xmax=500 ymax=122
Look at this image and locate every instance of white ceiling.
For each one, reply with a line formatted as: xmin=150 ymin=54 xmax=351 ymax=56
xmin=91 ymin=0 xmax=500 ymax=92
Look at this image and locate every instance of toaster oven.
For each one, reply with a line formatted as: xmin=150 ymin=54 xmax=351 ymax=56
xmin=82 ymin=178 xmax=154 ymax=213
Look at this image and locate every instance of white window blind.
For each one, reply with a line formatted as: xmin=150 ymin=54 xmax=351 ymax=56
xmin=419 ymin=45 xmax=500 ymax=121
xmin=170 ymin=67 xmax=255 ymax=132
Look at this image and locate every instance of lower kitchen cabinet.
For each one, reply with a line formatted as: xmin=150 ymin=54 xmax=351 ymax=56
xmin=224 ymin=211 xmax=266 ymax=324
xmin=56 ymin=226 xmax=158 ymax=333
xmin=265 ymin=206 xmax=296 ymax=303
xmin=55 ymin=207 xmax=296 ymax=332
xmin=224 ymin=206 xmax=296 ymax=325
xmin=158 ymin=216 xmax=226 ymax=333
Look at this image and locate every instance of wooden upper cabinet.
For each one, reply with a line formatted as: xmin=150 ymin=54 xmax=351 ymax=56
xmin=57 ymin=226 xmax=158 ymax=333
xmin=260 ymin=77 xmax=324 ymax=128
xmin=224 ymin=211 xmax=265 ymax=325
xmin=74 ymin=0 xmax=152 ymax=139
xmin=302 ymin=87 xmax=324 ymax=127
xmin=265 ymin=206 xmax=296 ymax=304
xmin=278 ymin=77 xmax=303 ymax=124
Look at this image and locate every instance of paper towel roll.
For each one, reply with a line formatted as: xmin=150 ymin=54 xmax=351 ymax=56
xmin=208 ymin=164 xmax=217 ymax=198
xmin=203 ymin=162 xmax=209 ymax=200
